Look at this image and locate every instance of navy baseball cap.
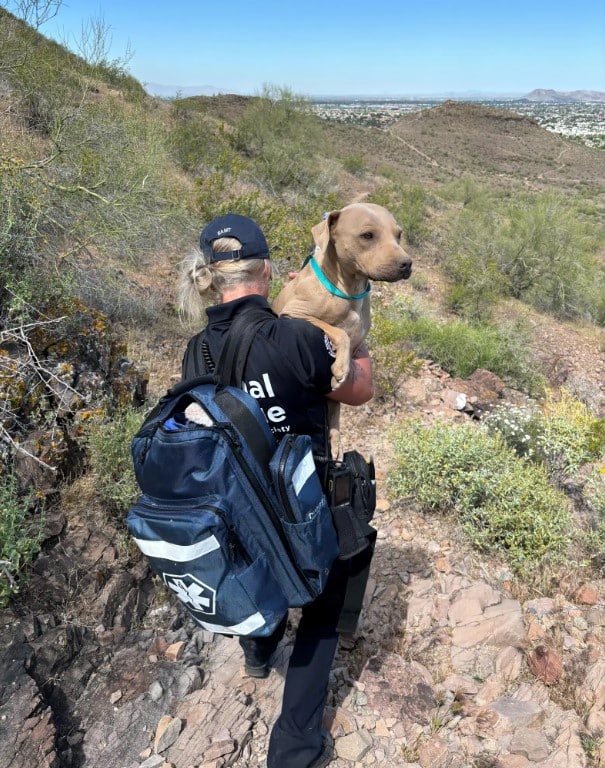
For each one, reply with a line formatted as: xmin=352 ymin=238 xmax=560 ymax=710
xmin=200 ymin=214 xmax=270 ymax=262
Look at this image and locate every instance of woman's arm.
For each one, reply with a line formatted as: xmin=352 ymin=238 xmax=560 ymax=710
xmin=326 ymin=342 xmax=374 ymax=406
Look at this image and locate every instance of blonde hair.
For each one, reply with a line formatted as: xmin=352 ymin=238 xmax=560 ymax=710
xmin=178 ymin=236 xmax=271 ymax=323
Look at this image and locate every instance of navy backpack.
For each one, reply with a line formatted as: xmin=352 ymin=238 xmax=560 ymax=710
xmin=126 ymin=308 xmax=338 ymax=636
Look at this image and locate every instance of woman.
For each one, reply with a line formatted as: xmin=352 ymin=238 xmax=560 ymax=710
xmin=179 ymin=213 xmax=374 ymax=768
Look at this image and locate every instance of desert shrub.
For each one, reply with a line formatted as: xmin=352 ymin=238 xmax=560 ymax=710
xmin=395 ymin=312 xmax=543 ymax=393
xmin=584 ymin=465 xmax=605 ymax=571
xmin=388 ymin=419 xmax=572 ymax=571
xmin=444 ymin=191 xmax=604 ymax=323
xmin=439 ymin=176 xmax=492 ymax=210
xmin=233 ymin=85 xmax=328 ymax=195
xmin=169 ymin=99 xmax=235 ymax=175
xmin=536 ymin=389 xmax=605 ymax=475
xmin=1 ymin=8 xmax=191 ymax=277
xmin=85 ymin=408 xmax=144 ymax=516
xmin=442 ymin=208 xmax=505 ymax=319
xmin=502 ymin=193 xmax=603 ymax=321
xmin=0 ymin=473 xmax=44 ymax=607
xmin=482 ymin=404 xmax=542 ymax=459
xmin=73 ymin=264 xmax=162 ymax=326
xmin=343 ymin=154 xmax=366 ymax=176
xmin=0 ymin=170 xmax=39 ymax=313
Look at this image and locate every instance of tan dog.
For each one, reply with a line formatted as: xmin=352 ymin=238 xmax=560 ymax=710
xmin=273 ymin=202 xmax=412 ymax=456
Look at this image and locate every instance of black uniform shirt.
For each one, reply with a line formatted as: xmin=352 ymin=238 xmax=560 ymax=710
xmin=189 ymin=295 xmax=336 ymax=456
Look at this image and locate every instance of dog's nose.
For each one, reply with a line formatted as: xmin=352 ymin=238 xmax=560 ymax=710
xmin=400 ymin=259 xmax=413 ymax=280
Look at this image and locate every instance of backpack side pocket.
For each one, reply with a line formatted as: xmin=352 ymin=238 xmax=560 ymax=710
xmin=270 ymin=435 xmax=339 ymax=601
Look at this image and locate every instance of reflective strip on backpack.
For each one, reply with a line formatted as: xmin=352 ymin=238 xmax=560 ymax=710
xmin=292 ymin=449 xmax=316 ymax=495
xmin=133 ymin=535 xmax=220 ymax=562
xmin=196 ymin=611 xmax=267 ymax=636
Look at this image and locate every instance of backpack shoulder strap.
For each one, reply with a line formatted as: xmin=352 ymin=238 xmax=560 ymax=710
xmin=215 ymin=307 xmax=275 ymax=387
xmin=214 ymin=306 xmax=277 ymax=469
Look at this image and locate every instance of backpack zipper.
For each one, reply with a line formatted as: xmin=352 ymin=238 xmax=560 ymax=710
xmin=276 ymin=436 xmax=298 ymax=523
xmin=221 ymin=425 xmax=317 ymax=600
xmin=134 ymin=498 xmax=252 ymax=566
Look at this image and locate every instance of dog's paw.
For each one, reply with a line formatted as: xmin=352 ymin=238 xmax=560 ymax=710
xmin=330 ymin=359 xmax=350 ymax=389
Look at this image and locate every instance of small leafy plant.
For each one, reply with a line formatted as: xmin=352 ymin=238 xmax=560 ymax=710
xmin=85 ymin=408 xmax=144 ymax=516
xmin=0 ymin=474 xmax=44 ymax=607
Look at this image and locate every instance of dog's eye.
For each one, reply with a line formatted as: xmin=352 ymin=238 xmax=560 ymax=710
xmin=360 ymin=231 xmax=374 ymax=240
xmin=395 ymin=229 xmax=403 ymax=242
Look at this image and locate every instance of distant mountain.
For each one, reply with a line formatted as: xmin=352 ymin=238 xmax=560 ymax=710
xmin=143 ymin=83 xmax=236 ymax=98
xmin=524 ymin=89 xmax=605 ymax=103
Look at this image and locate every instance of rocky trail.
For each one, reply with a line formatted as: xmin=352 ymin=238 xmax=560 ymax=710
xmin=2 ymin=317 xmax=605 ymax=768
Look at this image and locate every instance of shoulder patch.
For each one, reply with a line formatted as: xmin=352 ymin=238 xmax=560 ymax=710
xmin=323 ymin=334 xmax=336 ymax=358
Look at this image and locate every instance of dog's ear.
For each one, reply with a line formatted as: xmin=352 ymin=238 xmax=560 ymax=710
xmin=311 ymin=210 xmax=340 ymax=254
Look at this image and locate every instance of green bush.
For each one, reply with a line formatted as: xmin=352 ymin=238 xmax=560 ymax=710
xmin=438 ymin=176 xmax=489 ymax=209
xmin=85 ymin=408 xmax=144 ymax=516
xmin=482 ymin=404 xmax=541 ymax=459
xmin=444 ymin=190 xmax=605 ymax=323
xmin=1 ymin=8 xmax=191 ymax=284
xmin=395 ymin=311 xmax=543 ymax=393
xmin=0 ymin=170 xmax=39 ymax=313
xmin=537 ymin=389 xmax=605 ymax=475
xmin=585 ymin=465 xmax=605 ymax=571
xmin=233 ymin=85 xmax=328 ymax=195
xmin=442 ymin=208 xmax=505 ymax=320
xmin=169 ymin=99 xmax=234 ymax=175
xmin=343 ymin=154 xmax=366 ymax=176
xmin=0 ymin=474 xmax=44 ymax=607
xmin=388 ymin=419 xmax=572 ymax=571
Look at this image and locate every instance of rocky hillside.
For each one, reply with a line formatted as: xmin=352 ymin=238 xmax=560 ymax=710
xmin=3 ymin=327 xmax=604 ymax=768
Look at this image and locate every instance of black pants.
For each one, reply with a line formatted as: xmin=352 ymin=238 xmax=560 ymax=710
xmin=240 ymin=557 xmax=351 ymax=768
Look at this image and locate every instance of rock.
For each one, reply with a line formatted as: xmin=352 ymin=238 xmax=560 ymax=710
xmin=488 ymin=697 xmax=545 ymax=731
xmin=0 ymin=653 xmax=60 ymax=768
xmin=509 ymin=727 xmax=550 ymax=761
xmin=175 ymin=666 xmax=202 ymax=697
xmin=496 ymin=756 xmax=531 ymax=767
xmin=204 ymin=738 xmax=236 ymax=761
xmin=574 ymin=584 xmax=599 ymax=605
xmin=576 ymin=661 xmax=605 ymax=710
xmin=359 ymin=654 xmax=436 ymax=725
xmin=417 ymin=736 xmax=449 ymax=767
xmin=140 ymin=756 xmax=166 ymax=768
xmin=526 ymin=646 xmax=563 ymax=685
xmin=441 ymin=388 xmax=467 ymax=411
xmin=334 ymin=729 xmax=372 ymax=761
xmin=149 ymin=681 xmax=164 ymax=701
xmin=165 ymin=641 xmax=186 ymax=662
xmin=154 ymin=716 xmax=182 ymax=753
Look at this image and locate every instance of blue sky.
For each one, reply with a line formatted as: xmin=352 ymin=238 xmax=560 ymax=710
xmin=31 ymin=0 xmax=605 ymax=96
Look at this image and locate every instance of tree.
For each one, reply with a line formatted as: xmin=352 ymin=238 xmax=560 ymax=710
xmin=5 ymin=0 xmax=62 ymax=29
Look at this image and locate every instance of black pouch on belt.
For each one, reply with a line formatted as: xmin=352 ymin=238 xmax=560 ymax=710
xmin=327 ymin=450 xmax=376 ymax=560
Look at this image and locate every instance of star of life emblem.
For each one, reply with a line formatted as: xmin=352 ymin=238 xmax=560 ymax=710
xmin=162 ymin=572 xmax=216 ymax=616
